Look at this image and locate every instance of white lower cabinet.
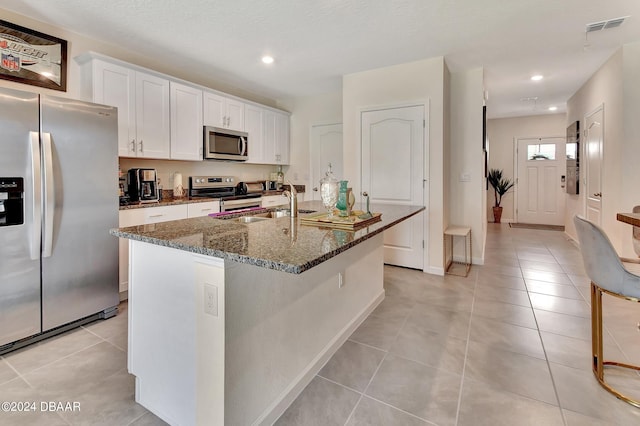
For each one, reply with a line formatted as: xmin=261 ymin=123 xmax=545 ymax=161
xmin=187 ymin=201 xmax=220 ymax=218
xmin=118 ymin=204 xmax=189 ymax=294
xmin=261 ymin=194 xmax=288 ymax=208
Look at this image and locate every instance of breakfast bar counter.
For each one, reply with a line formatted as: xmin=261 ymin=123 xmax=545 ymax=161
xmin=112 ymin=200 xmax=424 ymax=426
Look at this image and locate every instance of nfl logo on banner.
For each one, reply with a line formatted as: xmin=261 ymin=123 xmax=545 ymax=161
xmin=1 ymin=53 xmax=20 ymax=72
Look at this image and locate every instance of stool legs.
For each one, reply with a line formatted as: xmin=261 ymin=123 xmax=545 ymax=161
xmin=591 ymin=282 xmax=640 ymax=408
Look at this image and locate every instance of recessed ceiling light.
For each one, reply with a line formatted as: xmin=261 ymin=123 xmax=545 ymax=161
xmin=531 ymin=75 xmax=544 ymax=81
xmin=261 ymin=56 xmax=274 ymax=64
xmin=548 ymin=106 xmax=558 ymax=111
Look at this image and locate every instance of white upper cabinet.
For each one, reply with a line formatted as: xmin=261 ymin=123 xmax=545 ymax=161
xmin=244 ymin=104 xmax=264 ymax=163
xmin=170 ymin=82 xmax=203 ymax=161
xmin=262 ymin=109 xmax=290 ymax=165
xmin=78 ymin=56 xmax=170 ymax=159
xmin=203 ymin=91 xmax=245 ymax=132
xmin=135 ymin=72 xmax=171 ymax=159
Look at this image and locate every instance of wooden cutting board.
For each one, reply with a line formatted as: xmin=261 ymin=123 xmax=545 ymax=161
xmin=300 ymin=210 xmax=382 ymax=230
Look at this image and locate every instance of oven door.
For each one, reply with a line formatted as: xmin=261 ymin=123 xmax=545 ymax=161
xmin=204 ymin=126 xmax=248 ymax=161
xmin=220 ymin=197 xmax=262 ymax=212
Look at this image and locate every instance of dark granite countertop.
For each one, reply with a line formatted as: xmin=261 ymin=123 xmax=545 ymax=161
xmin=111 ymin=200 xmax=424 ymax=274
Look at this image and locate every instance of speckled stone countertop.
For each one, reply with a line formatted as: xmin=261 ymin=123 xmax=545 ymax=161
xmin=111 ymin=200 xmax=424 ymax=274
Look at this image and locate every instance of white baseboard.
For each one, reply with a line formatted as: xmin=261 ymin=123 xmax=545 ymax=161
xmin=426 ymin=266 xmax=445 ymax=276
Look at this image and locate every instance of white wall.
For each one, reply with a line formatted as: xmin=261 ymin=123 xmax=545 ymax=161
xmin=449 ymin=68 xmax=486 ymax=264
xmin=277 ymin=91 xmax=343 ymax=201
xmin=567 ymin=42 xmax=640 ymax=257
xmin=486 ymin=114 xmax=567 ymax=222
xmin=342 ymin=57 xmax=447 ymax=274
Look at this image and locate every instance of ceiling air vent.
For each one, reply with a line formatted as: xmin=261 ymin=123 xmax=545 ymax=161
xmin=586 ymin=16 xmax=629 ymax=33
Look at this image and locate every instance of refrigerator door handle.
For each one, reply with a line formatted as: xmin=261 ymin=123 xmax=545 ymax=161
xmin=42 ymin=132 xmax=55 ymax=258
xmin=29 ymin=131 xmax=42 ymax=260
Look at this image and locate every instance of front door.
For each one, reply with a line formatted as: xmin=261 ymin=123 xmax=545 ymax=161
xmin=516 ymin=137 xmax=566 ymax=226
xmin=585 ymin=106 xmax=604 ymax=225
xmin=361 ymin=105 xmax=425 ymax=270
xmin=310 ymin=123 xmax=343 ymax=201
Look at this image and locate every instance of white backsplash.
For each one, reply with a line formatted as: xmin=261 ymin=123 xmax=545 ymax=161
xmin=119 ymin=158 xmax=286 ymax=190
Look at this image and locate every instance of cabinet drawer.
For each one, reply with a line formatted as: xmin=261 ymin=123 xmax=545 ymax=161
xmin=143 ymin=205 xmax=188 ymax=224
xmin=261 ymin=195 xmax=287 ymax=208
xmin=187 ymin=201 xmax=220 ymax=218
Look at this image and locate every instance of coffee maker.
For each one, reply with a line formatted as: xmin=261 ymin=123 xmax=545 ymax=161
xmin=128 ymin=168 xmax=159 ymax=203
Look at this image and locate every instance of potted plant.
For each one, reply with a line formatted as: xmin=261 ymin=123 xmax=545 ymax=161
xmin=487 ymin=168 xmax=515 ymax=223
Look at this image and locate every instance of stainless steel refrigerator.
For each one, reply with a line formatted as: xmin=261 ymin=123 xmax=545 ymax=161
xmin=0 ymin=87 xmax=119 ymax=353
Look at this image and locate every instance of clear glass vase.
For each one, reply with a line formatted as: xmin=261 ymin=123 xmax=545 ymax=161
xmin=320 ymin=164 xmax=339 ymax=219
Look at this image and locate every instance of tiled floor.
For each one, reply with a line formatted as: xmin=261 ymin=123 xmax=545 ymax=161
xmin=2 ymin=223 xmax=640 ymax=425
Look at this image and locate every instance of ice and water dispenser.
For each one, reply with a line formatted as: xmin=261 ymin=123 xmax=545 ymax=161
xmin=0 ymin=177 xmax=24 ymax=227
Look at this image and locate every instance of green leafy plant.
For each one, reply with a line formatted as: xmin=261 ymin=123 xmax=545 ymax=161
xmin=487 ymin=168 xmax=515 ymax=208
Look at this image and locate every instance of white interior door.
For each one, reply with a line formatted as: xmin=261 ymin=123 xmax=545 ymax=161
xmin=516 ymin=137 xmax=566 ymax=225
xmin=361 ymin=105 xmax=424 ymax=270
xmin=310 ymin=123 xmax=343 ymax=201
xmin=585 ymin=106 xmax=603 ymax=225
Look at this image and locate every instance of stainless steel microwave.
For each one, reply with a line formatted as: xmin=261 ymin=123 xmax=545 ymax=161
xmin=203 ymin=126 xmax=248 ymax=161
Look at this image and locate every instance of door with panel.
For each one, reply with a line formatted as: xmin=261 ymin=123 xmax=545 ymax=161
xmin=585 ymin=106 xmax=604 ymax=225
xmin=361 ymin=105 xmax=425 ymax=270
xmin=516 ymin=137 xmax=566 ymax=225
xmin=310 ymin=123 xmax=343 ymax=201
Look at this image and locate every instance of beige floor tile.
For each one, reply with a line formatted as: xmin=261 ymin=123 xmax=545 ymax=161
xmin=474 ymin=284 xmax=531 ymax=307
xmin=551 ymin=362 xmax=640 ymax=424
xmin=275 ymin=376 xmax=360 ymax=426
xmin=534 ymin=309 xmax=592 ymax=340
xmin=540 ymin=331 xmax=625 ymax=371
xmin=519 ymin=259 xmax=565 ymax=273
xmin=476 ymin=264 xmax=523 ymax=278
xmin=3 ymin=327 xmax=103 ymax=376
xmin=525 ymin=279 xmax=584 ymax=300
xmin=468 ymin=316 xmax=545 ymax=359
xmin=0 ymin=358 xmax=18 ymax=385
xmin=349 ymin=313 xmax=404 ymax=351
xmin=457 ymin=378 xmax=564 ymax=426
xmin=465 ymin=340 xmax=558 ymax=404
xmin=517 ymin=253 xmax=559 ymax=263
xmin=346 ymin=396 xmax=429 ymax=425
xmin=22 ymin=342 xmax=126 ymax=401
xmin=58 ymin=369 xmax=147 ymax=426
xmin=471 ymin=298 xmax=537 ymax=329
xmin=390 ymin=321 xmax=467 ymax=374
xmin=405 ymin=304 xmax=471 ymax=340
xmin=129 ymin=412 xmax=169 ymax=426
xmin=369 ymin=294 xmax=415 ymax=322
xmin=365 ymin=354 xmax=460 ymax=426
xmin=319 ymin=340 xmax=385 ymax=392
xmin=415 ymin=286 xmax=474 ymax=312
xmin=562 ymin=409 xmax=616 ymax=426
xmin=0 ymin=377 xmax=67 ymax=425
xmin=476 ymin=272 xmax=527 ymax=290
xmin=530 ymin=293 xmax=591 ymax=318
xmin=522 ymin=269 xmax=574 ymax=285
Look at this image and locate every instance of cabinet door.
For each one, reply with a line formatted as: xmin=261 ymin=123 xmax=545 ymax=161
xmin=118 ymin=209 xmax=146 ymax=294
xmin=275 ymin=112 xmax=290 ymax=165
xmin=187 ymin=201 xmax=220 ymax=218
xmin=92 ymin=60 xmax=136 ymax=157
xmin=245 ymin=104 xmax=264 ymax=163
xmin=261 ymin=195 xmax=288 ymax=208
xmin=170 ymin=82 xmax=203 ymax=161
xmin=263 ymin=109 xmax=277 ymax=164
xmin=226 ymin=98 xmax=245 ymax=131
xmin=203 ymin=91 xmax=225 ymax=128
xmin=135 ymin=72 xmax=171 ymax=159
xmin=143 ymin=205 xmax=188 ymax=224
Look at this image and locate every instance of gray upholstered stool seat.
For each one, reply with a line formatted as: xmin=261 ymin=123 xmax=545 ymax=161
xmin=574 ymin=215 xmax=640 ymax=408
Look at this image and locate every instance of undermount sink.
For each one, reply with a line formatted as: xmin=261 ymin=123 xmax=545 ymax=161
xmin=229 ymin=209 xmax=318 ymax=223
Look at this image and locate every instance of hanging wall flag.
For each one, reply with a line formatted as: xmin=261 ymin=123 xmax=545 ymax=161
xmin=0 ymin=19 xmax=67 ymax=91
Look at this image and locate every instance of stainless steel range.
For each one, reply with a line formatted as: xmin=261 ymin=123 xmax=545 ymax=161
xmin=189 ymin=176 xmax=263 ymax=212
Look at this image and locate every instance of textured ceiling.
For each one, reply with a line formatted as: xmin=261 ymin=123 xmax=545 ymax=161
xmin=2 ymin=0 xmax=640 ymax=118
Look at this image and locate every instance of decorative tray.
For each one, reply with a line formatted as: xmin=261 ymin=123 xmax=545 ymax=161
xmin=300 ymin=210 xmax=382 ymax=230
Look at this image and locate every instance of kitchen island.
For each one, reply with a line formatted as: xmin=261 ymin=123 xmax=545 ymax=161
xmin=111 ymin=200 xmax=424 ymax=425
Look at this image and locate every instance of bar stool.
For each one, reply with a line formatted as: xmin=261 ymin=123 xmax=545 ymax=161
xmin=574 ymin=215 xmax=640 ymax=408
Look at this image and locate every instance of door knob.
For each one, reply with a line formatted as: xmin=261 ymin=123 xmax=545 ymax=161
xmin=313 ymin=187 xmax=318 ymax=192
xmin=593 ymin=192 xmax=602 ymax=197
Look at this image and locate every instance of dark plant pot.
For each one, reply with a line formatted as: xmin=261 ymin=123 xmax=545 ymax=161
xmin=493 ymin=206 xmax=503 ymax=223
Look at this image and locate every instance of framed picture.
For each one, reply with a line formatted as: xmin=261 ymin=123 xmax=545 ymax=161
xmin=0 ymin=19 xmax=67 ymax=91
